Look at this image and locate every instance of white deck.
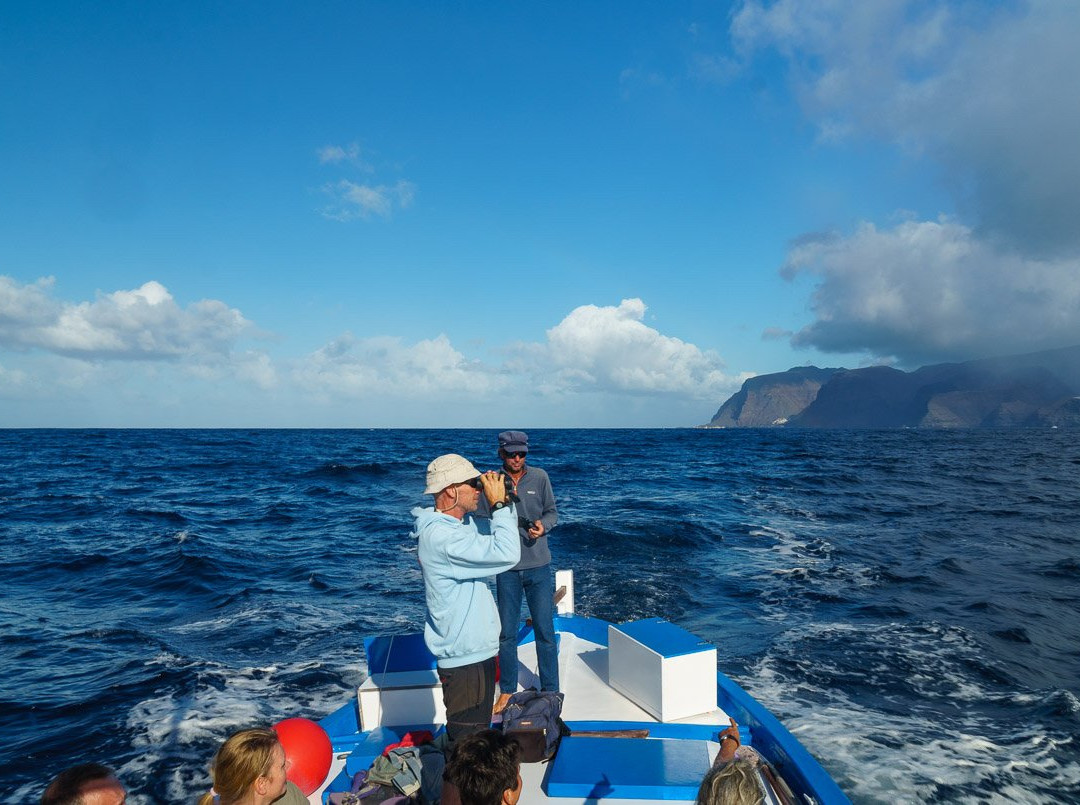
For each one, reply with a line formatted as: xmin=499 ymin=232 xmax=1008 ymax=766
xmin=506 ymin=631 xmax=729 ymax=804
xmin=513 ymin=631 xmax=730 ymax=727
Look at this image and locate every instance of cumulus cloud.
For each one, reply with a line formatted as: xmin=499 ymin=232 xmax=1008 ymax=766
xmin=511 ymin=298 xmax=737 ymax=398
xmin=294 ymin=333 xmax=505 ymax=398
xmin=725 ymin=0 xmax=1080 ymax=362
xmin=784 ymin=217 xmax=1080 ymax=365
xmin=4 ymin=289 xmax=741 ymax=423
xmin=0 ymin=275 xmax=60 ymax=336
xmin=0 ymin=275 xmax=253 ymax=361
xmin=295 ymin=298 xmax=740 ymax=407
xmin=318 ymin=179 xmax=416 ymax=221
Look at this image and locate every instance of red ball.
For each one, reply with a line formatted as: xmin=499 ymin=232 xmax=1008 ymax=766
xmin=274 ymin=717 xmax=333 ymax=796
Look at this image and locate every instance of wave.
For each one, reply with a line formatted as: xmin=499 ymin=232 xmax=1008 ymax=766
xmin=305 ymin=461 xmax=391 ymax=480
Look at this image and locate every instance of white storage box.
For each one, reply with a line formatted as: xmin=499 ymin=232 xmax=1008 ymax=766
xmin=608 ymin=618 xmax=717 ymax=722
xmin=357 ymin=669 xmax=445 ymax=730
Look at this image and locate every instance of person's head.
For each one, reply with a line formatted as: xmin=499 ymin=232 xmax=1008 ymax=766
xmin=497 ymin=431 xmax=528 ymax=474
xmin=425 ymin=454 xmax=483 ymax=518
xmin=198 ymin=728 xmax=288 ymax=805
xmin=444 ymin=729 xmax=523 ymax=805
xmin=695 ymin=759 xmax=763 ymax=805
xmin=41 ymin=763 xmax=126 ymax=805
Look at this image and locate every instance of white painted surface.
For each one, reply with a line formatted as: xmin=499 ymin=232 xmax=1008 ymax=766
xmin=607 ymin=626 xmax=718 ymax=722
xmin=555 ymin=568 xmax=575 ymax=615
xmin=357 ymin=669 xmax=445 ymax=729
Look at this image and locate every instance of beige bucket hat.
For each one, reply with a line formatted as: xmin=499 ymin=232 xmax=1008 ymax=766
xmin=424 ymin=454 xmax=481 ymax=495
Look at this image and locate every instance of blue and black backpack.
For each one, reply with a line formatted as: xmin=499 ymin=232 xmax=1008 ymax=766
xmin=499 ymin=689 xmax=571 ymax=762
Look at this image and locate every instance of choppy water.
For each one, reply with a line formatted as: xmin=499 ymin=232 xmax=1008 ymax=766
xmin=1 ymin=429 xmax=1078 ymax=803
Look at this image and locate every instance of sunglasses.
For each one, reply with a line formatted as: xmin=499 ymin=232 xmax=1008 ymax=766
xmin=505 ymin=452 xmax=527 ymax=459
xmin=461 ymin=477 xmax=484 ymax=490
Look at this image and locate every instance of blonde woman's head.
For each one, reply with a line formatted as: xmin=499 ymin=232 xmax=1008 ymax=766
xmin=197 ymin=728 xmax=288 ymax=805
xmin=695 ymin=758 xmax=763 ymax=805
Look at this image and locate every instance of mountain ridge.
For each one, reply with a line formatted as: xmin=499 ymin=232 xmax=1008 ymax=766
xmin=705 ymin=345 xmax=1080 ymax=428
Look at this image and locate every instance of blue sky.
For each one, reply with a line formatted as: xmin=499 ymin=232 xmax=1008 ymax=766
xmin=3 ymin=1 xmax=1080 ymax=427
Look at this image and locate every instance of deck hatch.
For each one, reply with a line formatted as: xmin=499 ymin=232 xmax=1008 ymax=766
xmin=544 ymin=736 xmax=710 ymax=800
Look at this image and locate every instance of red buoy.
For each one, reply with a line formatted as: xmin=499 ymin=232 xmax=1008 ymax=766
xmin=273 ymin=717 xmax=332 ymax=796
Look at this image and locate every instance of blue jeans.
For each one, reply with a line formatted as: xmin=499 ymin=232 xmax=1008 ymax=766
xmin=496 ymin=564 xmax=559 ymax=693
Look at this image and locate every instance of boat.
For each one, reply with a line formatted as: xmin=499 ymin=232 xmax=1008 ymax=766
xmin=304 ymin=570 xmax=850 ymax=804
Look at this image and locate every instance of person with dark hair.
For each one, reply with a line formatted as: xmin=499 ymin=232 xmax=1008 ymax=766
xmin=41 ymin=763 xmax=126 ymax=805
xmin=443 ymin=729 xmax=523 ymax=805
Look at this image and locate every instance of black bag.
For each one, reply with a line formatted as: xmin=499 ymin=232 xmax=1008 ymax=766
xmin=500 ymin=689 xmax=571 ymax=762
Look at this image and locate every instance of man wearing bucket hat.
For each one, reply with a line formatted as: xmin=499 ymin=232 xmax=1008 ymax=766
xmin=412 ymin=454 xmax=521 ymax=742
xmin=478 ymin=431 xmax=559 ymax=715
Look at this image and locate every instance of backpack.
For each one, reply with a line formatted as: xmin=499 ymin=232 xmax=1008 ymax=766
xmin=500 ymin=689 xmax=571 ymax=762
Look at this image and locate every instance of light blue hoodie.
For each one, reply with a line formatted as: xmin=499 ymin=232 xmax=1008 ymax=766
xmin=412 ymin=505 xmax=521 ymax=668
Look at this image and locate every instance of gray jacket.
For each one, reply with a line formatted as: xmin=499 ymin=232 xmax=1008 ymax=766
xmin=478 ymin=465 xmax=558 ymax=570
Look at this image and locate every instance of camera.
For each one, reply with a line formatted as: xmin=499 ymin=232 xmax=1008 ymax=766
xmin=499 ymin=473 xmax=520 ymax=503
xmin=518 ymin=517 xmax=535 ymax=531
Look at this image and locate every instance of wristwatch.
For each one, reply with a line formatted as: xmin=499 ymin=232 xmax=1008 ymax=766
xmin=491 ymin=500 xmax=510 ymax=512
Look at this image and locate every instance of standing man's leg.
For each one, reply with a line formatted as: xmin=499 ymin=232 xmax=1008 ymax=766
xmin=496 ymin=571 xmax=524 ymax=706
xmin=438 ymin=656 xmax=497 ymax=743
xmin=522 ymin=564 xmax=559 ymax=691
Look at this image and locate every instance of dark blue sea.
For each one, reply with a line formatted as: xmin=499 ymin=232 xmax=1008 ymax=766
xmin=1 ymin=429 xmax=1078 ymax=804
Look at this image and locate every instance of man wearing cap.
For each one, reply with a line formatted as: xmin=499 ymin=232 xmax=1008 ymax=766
xmin=480 ymin=431 xmax=559 ymax=714
xmin=412 ymin=454 xmax=521 ymax=742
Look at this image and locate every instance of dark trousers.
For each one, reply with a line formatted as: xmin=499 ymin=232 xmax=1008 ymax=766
xmin=437 ymin=655 xmax=496 ymax=744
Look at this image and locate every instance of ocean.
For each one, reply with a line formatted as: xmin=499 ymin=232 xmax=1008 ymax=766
xmin=1 ymin=428 xmax=1078 ymax=804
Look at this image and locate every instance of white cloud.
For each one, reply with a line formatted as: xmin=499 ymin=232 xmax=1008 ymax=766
xmin=0 ymin=276 xmax=253 ymax=361
xmin=726 ymin=0 xmax=1080 ymax=362
xmin=293 ymin=299 xmax=740 ymax=408
xmin=317 ymin=143 xmax=358 ymax=164
xmin=0 ymin=275 xmax=61 ymax=339
xmin=513 ymin=298 xmax=737 ymax=398
xmin=3 ymin=285 xmax=736 ymax=424
xmin=235 ymin=351 xmax=278 ymax=390
xmin=315 ymin=141 xmax=412 ymax=221
xmin=293 ymin=333 xmax=505 ymax=399
xmin=731 ymin=0 xmax=1080 ymax=255
xmin=319 ymin=179 xmax=416 ymax=221
xmin=783 ymin=217 xmax=1080 ymax=364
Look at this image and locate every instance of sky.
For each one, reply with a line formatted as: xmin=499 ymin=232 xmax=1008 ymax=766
xmin=3 ymin=0 xmax=1080 ymax=427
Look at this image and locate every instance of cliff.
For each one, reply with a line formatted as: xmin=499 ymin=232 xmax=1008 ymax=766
xmin=707 ymin=366 xmax=843 ymax=427
xmin=705 ymin=345 xmax=1080 ymax=428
